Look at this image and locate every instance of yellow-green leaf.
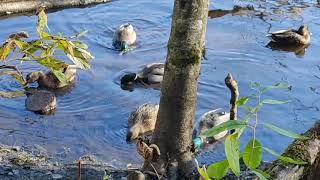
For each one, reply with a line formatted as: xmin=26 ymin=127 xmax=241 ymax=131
xmin=207 ymin=159 xmax=229 ymax=179
xmin=52 ymin=69 xmax=68 ymax=85
xmin=242 ymin=139 xmax=262 ymax=169
xmin=37 ymin=9 xmax=48 ymax=37
xmin=0 ymin=41 xmax=13 ymax=61
xmin=263 ymin=123 xmax=308 ymax=140
xmin=225 ymin=133 xmax=240 ymax=176
xmin=0 ymin=91 xmax=25 ymax=98
xmin=264 ymin=147 xmax=307 ymax=165
xmin=251 ymin=169 xmax=270 ymax=180
xmin=200 ymin=121 xmax=247 ymax=138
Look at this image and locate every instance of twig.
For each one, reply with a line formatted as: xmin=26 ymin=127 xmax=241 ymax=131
xmin=77 ymin=160 xmax=81 ymax=180
xmin=225 ymin=73 xmax=239 ymax=133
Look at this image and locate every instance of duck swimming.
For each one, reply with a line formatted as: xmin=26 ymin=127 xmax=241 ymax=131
xmin=126 ymin=103 xmax=159 ymax=142
xmin=26 ymin=65 xmax=77 ymax=89
xmin=193 ymin=73 xmax=239 ymax=152
xmin=25 ymin=90 xmax=56 ymax=115
xmin=112 ymin=23 xmax=137 ymax=52
xmin=121 ymin=63 xmax=164 ymax=87
xmin=267 ymin=25 xmax=310 ymax=45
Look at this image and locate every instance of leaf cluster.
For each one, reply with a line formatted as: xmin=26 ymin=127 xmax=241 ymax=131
xmin=197 ymin=82 xmax=308 ymax=179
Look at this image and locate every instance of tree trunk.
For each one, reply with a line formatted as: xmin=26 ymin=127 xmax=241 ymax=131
xmin=149 ymin=0 xmax=209 ymax=178
xmin=264 ymin=121 xmax=320 ymax=180
xmin=0 ymin=0 xmax=111 ymax=16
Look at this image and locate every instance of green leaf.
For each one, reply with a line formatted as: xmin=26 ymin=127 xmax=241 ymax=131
xmin=66 ymin=54 xmax=90 ymax=69
xmin=36 ymin=9 xmax=48 ymax=37
xmin=251 ymin=169 xmax=270 ymax=180
xmin=249 ymin=82 xmax=260 ymax=89
xmin=0 ymin=41 xmax=13 ymax=61
xmin=198 ymin=166 xmax=211 ymax=180
xmin=0 ymin=91 xmax=25 ymax=98
xmin=263 ymin=147 xmax=307 ymax=165
xmin=261 ymin=83 xmax=289 ymax=92
xmin=225 ymin=133 xmax=240 ymax=176
xmin=200 ymin=121 xmax=247 ymax=138
xmin=52 ymin=69 xmax=69 ymax=85
xmin=207 ymin=159 xmax=229 ymax=179
xmin=261 ymin=99 xmax=290 ymax=105
xmin=236 ymin=96 xmax=249 ymax=106
xmin=262 ymin=123 xmax=308 ymax=140
xmin=71 ymin=41 xmax=88 ymax=49
xmin=242 ymin=139 xmax=262 ymax=169
xmin=0 ymin=71 xmax=25 ymax=85
xmin=37 ymin=57 xmax=67 ymax=70
xmin=76 ymin=30 xmax=88 ymax=38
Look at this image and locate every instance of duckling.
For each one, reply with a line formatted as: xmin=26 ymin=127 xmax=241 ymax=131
xmin=267 ymin=25 xmax=310 ymax=45
xmin=112 ymin=23 xmax=137 ymax=52
xmin=121 ymin=63 xmax=164 ymax=87
xmin=26 ymin=65 xmax=77 ymax=89
xmin=126 ymin=104 xmax=159 ymax=142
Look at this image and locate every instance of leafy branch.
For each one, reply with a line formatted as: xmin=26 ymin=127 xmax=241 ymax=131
xmin=197 ymin=82 xmax=308 ymax=179
xmin=0 ymin=8 xmax=93 ymax=97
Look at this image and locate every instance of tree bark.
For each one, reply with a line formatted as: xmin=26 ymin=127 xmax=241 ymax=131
xmin=0 ymin=0 xmax=111 ymax=16
xmin=264 ymin=121 xmax=320 ymax=180
xmin=149 ymin=0 xmax=209 ymax=178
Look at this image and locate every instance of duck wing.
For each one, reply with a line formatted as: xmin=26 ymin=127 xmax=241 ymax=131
xmin=267 ymin=29 xmax=302 ymax=44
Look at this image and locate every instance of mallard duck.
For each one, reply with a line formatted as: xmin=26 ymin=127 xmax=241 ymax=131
xmin=26 ymin=65 xmax=77 ymax=89
xmin=267 ymin=25 xmax=310 ymax=45
xmin=121 ymin=63 xmax=164 ymax=87
xmin=194 ymin=109 xmax=230 ymax=144
xmin=126 ymin=104 xmax=159 ymax=142
xmin=112 ymin=23 xmax=136 ymax=52
xmin=193 ymin=73 xmax=239 ymax=152
xmin=25 ymin=90 xmax=56 ymax=115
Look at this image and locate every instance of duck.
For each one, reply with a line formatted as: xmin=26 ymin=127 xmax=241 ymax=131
xmin=25 ymin=65 xmax=77 ymax=89
xmin=121 ymin=63 xmax=164 ymax=88
xmin=25 ymin=90 xmax=56 ymax=115
xmin=112 ymin=23 xmax=137 ymax=52
xmin=126 ymin=103 xmax=159 ymax=142
xmin=192 ymin=73 xmax=239 ymax=152
xmin=267 ymin=25 xmax=310 ymax=45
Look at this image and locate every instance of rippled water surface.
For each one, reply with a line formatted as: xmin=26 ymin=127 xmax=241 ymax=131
xmin=0 ymin=0 xmax=320 ymax=168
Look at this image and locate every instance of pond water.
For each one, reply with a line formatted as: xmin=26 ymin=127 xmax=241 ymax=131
xmin=0 ymin=0 xmax=320 ymax=168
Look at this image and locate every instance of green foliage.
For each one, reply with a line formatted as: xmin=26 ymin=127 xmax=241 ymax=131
xmin=0 ymin=9 xmax=93 ymax=97
xmin=251 ymin=169 xmax=270 ymax=180
xmin=263 ymin=147 xmax=307 ymax=165
xmin=263 ymin=123 xmax=309 ymax=140
xmin=225 ymin=133 xmax=240 ymax=176
xmin=242 ymin=139 xmax=262 ymax=169
xmin=197 ymin=82 xmax=308 ymax=179
xmin=207 ymin=160 xmax=229 ymax=179
xmin=200 ymin=121 xmax=247 ymax=138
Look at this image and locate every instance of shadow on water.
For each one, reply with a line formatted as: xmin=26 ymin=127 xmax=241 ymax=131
xmin=0 ymin=0 xmax=320 ymax=168
xmin=266 ymin=42 xmax=309 ymax=58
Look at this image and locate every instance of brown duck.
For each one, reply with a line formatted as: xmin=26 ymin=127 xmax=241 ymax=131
xmin=267 ymin=25 xmax=310 ymax=45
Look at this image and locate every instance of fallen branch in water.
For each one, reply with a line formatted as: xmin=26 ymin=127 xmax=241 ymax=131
xmin=0 ymin=0 xmax=111 ymax=16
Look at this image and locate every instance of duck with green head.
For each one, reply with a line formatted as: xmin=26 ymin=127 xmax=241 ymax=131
xmin=112 ymin=23 xmax=136 ymax=53
xmin=267 ymin=25 xmax=311 ymax=45
xmin=120 ymin=63 xmax=164 ymax=87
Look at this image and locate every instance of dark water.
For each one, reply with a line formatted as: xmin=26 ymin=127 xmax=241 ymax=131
xmin=0 ymin=0 xmax=320 ymax=168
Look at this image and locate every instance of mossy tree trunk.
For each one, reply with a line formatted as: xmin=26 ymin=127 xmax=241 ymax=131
xmin=264 ymin=122 xmax=320 ymax=180
xmin=0 ymin=0 xmax=110 ymax=16
xmin=148 ymin=0 xmax=209 ymax=178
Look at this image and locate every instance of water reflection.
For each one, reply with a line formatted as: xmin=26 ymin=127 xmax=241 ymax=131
xmin=266 ymin=42 xmax=309 ymax=57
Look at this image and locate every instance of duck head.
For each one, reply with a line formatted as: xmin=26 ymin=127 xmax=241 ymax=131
xmin=26 ymin=71 xmax=43 ymax=84
xmin=298 ymin=25 xmax=310 ymax=36
xmin=120 ymin=41 xmax=130 ymax=53
xmin=121 ymin=73 xmax=138 ymax=85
